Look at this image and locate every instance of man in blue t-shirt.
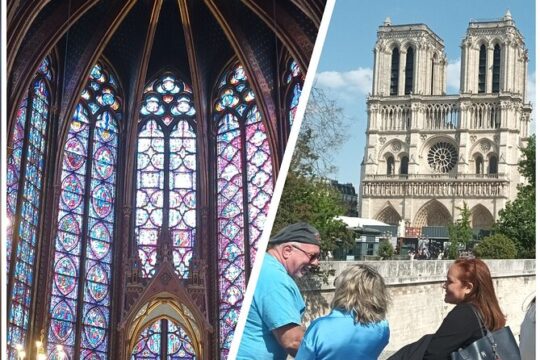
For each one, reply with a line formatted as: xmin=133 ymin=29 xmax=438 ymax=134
xmin=237 ymin=222 xmax=321 ymax=359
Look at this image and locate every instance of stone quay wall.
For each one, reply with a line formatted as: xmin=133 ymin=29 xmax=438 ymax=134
xmin=298 ymin=259 xmax=535 ymax=354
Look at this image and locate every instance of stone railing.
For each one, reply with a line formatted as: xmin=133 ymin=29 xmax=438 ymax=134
xmin=364 ymin=173 xmax=506 ymax=180
xmin=362 ymin=179 xmax=508 ymax=197
xmin=299 ymin=260 xmax=535 ymax=355
xmin=368 ymin=95 xmax=527 ymax=131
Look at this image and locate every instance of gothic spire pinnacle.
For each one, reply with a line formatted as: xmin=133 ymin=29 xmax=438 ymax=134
xmin=503 ymin=9 xmax=512 ymax=21
xmin=384 ymin=17 xmax=392 ymax=26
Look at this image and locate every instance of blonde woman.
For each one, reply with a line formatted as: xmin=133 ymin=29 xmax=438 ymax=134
xmin=296 ymin=264 xmax=390 ymax=360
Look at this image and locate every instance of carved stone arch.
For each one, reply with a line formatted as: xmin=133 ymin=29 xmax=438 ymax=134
xmin=419 ymin=135 xmax=457 ymax=156
xmin=387 ymin=40 xmax=401 ymax=53
xmin=379 ymin=140 xmax=406 ymax=160
xmin=118 ymin=261 xmax=212 ymax=359
xmin=400 ymin=40 xmax=417 ymax=52
xmin=413 ymin=200 xmax=452 ymax=227
xmin=469 ymin=138 xmax=497 ymax=159
xmin=375 ymin=204 xmax=401 ymax=225
xmin=471 ymin=204 xmax=494 ymax=229
xmin=489 ymin=37 xmax=505 ymax=48
xmin=474 ymin=38 xmax=490 ymax=49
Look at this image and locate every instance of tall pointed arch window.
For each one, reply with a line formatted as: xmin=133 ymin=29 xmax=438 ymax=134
xmin=135 ymin=74 xmax=197 ymax=279
xmin=390 ymin=48 xmax=399 ymax=95
xmin=478 ymin=44 xmax=487 ymax=93
xmin=405 ymin=47 xmax=414 ymax=94
xmin=285 ymin=59 xmax=304 ymax=126
xmin=6 ymin=57 xmax=54 ymax=359
xmin=492 ymin=44 xmax=501 ymax=93
xmin=46 ymin=63 xmax=121 ymax=359
xmin=213 ymin=64 xmax=273 ymax=356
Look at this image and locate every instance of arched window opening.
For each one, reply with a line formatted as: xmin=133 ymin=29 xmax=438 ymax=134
xmin=488 ymin=155 xmax=498 ymax=174
xmin=46 ymin=63 xmax=121 ymax=359
xmin=386 ymin=156 xmax=395 ymax=175
xmin=285 ymin=59 xmax=304 ymax=126
xmin=475 ymin=155 xmax=484 ymax=175
xmin=431 ymin=58 xmax=435 ymax=95
xmin=6 ymin=56 xmax=54 ymax=359
xmin=405 ymin=47 xmax=414 ymax=94
xmin=130 ymin=319 xmax=197 ymax=359
xmin=492 ymin=44 xmax=501 ymax=93
xmin=390 ymin=48 xmax=399 ymax=95
xmin=400 ymin=156 xmax=409 ymax=175
xmin=214 ymin=64 xmax=273 ymax=357
xmin=135 ymin=74 xmax=197 ymax=279
xmin=478 ymin=44 xmax=487 ymax=93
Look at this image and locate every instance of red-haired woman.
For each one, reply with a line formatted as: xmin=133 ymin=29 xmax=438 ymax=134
xmin=390 ymin=258 xmax=506 ymax=360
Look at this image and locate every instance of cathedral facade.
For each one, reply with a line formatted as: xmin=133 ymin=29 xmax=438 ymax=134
xmin=360 ymin=11 xmax=531 ymax=230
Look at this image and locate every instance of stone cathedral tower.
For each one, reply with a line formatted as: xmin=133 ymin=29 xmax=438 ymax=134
xmin=360 ymin=11 xmax=531 ymax=231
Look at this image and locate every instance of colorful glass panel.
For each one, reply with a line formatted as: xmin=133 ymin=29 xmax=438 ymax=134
xmin=136 ymin=74 xmax=197 ymax=278
xmin=285 ymin=59 xmax=304 ymax=125
xmin=7 ymin=56 xmax=53 ymax=360
xmin=47 ymin=63 xmax=121 ymax=359
xmin=214 ymin=64 xmax=273 ymax=358
xmin=130 ymin=319 xmax=197 ymax=360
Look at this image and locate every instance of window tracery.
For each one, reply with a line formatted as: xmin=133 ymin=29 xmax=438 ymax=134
xmin=46 ymin=63 xmax=121 ymax=359
xmin=214 ymin=63 xmax=273 ymax=357
xmin=6 ymin=56 xmax=54 ymax=360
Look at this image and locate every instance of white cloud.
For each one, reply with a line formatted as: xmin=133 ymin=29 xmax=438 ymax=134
xmin=315 ymin=67 xmax=373 ymax=101
xmin=527 ymin=71 xmax=536 ymax=134
xmin=446 ymin=58 xmax=461 ymax=94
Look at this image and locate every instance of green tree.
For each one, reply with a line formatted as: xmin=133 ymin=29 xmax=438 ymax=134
xmin=378 ymin=238 xmax=395 ymax=260
xmin=448 ymin=203 xmax=473 ymax=259
xmin=495 ymin=135 xmax=535 ymax=258
xmin=473 ymin=234 xmax=517 ymax=259
xmin=273 ymin=89 xmax=354 ymax=253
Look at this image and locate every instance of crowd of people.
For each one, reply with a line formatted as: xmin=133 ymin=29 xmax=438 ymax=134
xmin=237 ymin=222 xmax=535 ymax=360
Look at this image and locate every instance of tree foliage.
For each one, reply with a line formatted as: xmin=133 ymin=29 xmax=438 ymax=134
xmin=473 ymin=234 xmax=517 ymax=259
xmin=378 ymin=238 xmax=395 ymax=260
xmin=273 ymin=88 xmax=353 ymax=253
xmin=448 ymin=203 xmax=473 ymax=259
xmin=495 ymin=135 xmax=535 ymax=258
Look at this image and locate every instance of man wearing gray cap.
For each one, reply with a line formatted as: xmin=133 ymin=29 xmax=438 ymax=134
xmin=237 ymin=222 xmax=321 ymax=359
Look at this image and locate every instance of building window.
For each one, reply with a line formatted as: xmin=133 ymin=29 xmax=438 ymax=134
xmin=488 ymin=155 xmax=498 ymax=174
xmin=130 ymin=319 xmax=197 ymax=359
xmin=285 ymin=59 xmax=303 ymax=126
xmin=405 ymin=47 xmax=414 ymax=94
xmin=390 ymin=48 xmax=399 ymax=96
xmin=478 ymin=44 xmax=487 ymax=93
xmin=214 ymin=63 xmax=273 ymax=356
xmin=7 ymin=56 xmax=54 ymax=359
xmin=386 ymin=156 xmax=395 ymax=175
xmin=492 ymin=44 xmax=501 ymax=93
xmin=475 ymin=155 xmax=484 ymax=175
xmin=400 ymin=156 xmax=409 ymax=175
xmin=47 ymin=63 xmax=121 ymax=359
xmin=427 ymin=142 xmax=458 ymax=173
xmin=135 ymin=73 xmax=197 ymax=279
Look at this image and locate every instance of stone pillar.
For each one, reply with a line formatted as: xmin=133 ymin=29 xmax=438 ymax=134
xmin=486 ymin=45 xmax=494 ymax=93
xmin=398 ymin=49 xmax=407 ymax=95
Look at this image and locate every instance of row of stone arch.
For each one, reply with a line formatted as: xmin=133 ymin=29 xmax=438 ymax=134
xmin=376 ymin=200 xmax=495 ymax=228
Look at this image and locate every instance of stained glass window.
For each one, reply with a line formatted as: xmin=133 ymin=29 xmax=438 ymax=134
xmin=131 ymin=319 xmax=197 ymax=359
xmin=46 ymin=62 xmax=121 ymax=359
xmin=285 ymin=59 xmax=304 ymax=126
xmin=214 ymin=64 xmax=273 ymax=357
xmin=6 ymin=56 xmax=53 ymax=360
xmin=136 ymin=74 xmax=197 ymax=278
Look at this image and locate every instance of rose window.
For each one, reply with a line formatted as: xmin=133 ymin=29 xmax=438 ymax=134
xmin=427 ymin=142 xmax=458 ymax=173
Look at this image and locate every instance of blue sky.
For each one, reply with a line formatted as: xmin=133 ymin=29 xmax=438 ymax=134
xmin=313 ymin=0 xmax=536 ymax=191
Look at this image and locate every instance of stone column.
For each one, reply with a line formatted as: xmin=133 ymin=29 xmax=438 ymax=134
xmin=399 ymin=49 xmax=407 ymax=95
xmin=486 ymin=45 xmax=494 ymax=93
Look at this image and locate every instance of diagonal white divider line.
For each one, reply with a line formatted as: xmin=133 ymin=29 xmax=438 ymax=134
xmin=227 ymin=0 xmax=337 ymax=358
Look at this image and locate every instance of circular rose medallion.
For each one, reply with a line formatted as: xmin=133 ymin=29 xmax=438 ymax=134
xmin=94 ymin=146 xmax=115 ymax=180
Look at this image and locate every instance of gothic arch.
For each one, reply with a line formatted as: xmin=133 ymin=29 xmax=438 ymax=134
xmin=375 ymin=204 xmax=401 ymax=225
xmin=471 ymin=204 xmax=494 ymax=229
xmin=378 ymin=140 xmax=407 ymax=161
xmin=469 ymin=138 xmax=498 ymax=160
xmin=419 ymin=135 xmax=457 ymax=155
xmin=413 ymin=200 xmax=452 ymax=227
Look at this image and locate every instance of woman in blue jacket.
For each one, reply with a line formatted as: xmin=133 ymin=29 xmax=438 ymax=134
xmin=296 ymin=264 xmax=390 ymax=360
